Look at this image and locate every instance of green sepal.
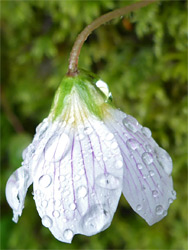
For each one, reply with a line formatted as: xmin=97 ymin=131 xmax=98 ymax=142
xmin=50 ymin=69 xmax=114 ymax=121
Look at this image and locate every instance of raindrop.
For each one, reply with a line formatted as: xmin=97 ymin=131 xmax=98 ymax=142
xmin=69 ymin=203 xmax=76 ymax=211
xmin=142 ymin=152 xmax=153 ymax=165
xmin=96 ymin=173 xmax=120 ymax=190
xmin=41 ymin=200 xmax=48 ymax=208
xmin=77 ymin=186 xmax=87 ymax=198
xmin=122 ymin=116 xmax=138 ymax=133
xmin=149 ymin=170 xmax=155 ymax=177
xmin=155 ymin=205 xmax=163 ymax=215
xmin=171 ymin=190 xmax=176 ymax=198
xmin=81 ymin=205 xmax=110 ymax=235
xmin=145 ymin=144 xmax=152 ymax=152
xmin=152 ymin=190 xmax=159 ymax=197
xmin=116 ymin=160 xmax=123 ymax=169
xmin=84 ymin=127 xmax=93 ymax=135
xmin=106 ymin=133 xmax=114 ymax=141
xmin=110 ymin=141 xmax=118 ymax=150
xmin=163 ymin=210 xmax=167 ymax=216
xmin=126 ymin=138 xmax=139 ymax=150
xmin=45 ymin=133 xmax=70 ymax=162
xmin=41 ymin=215 xmax=53 ymax=228
xmin=155 ymin=147 xmax=172 ymax=175
xmin=136 ymin=204 xmax=142 ymax=211
xmin=141 ymin=127 xmax=152 ymax=138
xmin=168 ymin=198 xmax=173 ymax=204
xmin=137 ymin=163 xmax=143 ymax=170
xmin=39 ymin=175 xmax=52 ymax=188
xmin=52 ymin=210 xmax=60 ymax=218
xmin=63 ymin=229 xmax=74 ymax=241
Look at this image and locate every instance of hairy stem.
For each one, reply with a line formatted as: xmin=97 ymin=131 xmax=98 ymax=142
xmin=67 ymin=0 xmax=157 ymax=76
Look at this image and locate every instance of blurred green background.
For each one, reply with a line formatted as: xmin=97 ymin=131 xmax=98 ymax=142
xmin=1 ymin=1 xmax=187 ymax=249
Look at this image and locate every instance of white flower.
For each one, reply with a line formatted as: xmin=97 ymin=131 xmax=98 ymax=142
xmin=6 ymin=70 xmax=176 ymax=243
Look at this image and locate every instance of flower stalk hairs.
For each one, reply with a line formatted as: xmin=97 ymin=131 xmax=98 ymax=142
xmin=6 ymin=0 xmax=176 ymax=244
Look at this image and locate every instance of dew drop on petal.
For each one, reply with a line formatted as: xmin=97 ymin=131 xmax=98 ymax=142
xmin=96 ymin=174 xmax=120 ymax=190
xmin=168 ymin=198 xmax=173 ymax=204
xmin=155 ymin=205 xmax=163 ymax=215
xmin=149 ymin=170 xmax=155 ymax=177
xmin=42 ymin=215 xmax=53 ymax=228
xmin=110 ymin=141 xmax=118 ymax=150
xmin=142 ymin=152 xmax=153 ymax=165
xmin=137 ymin=163 xmax=143 ymax=170
xmin=77 ymin=186 xmax=87 ymax=198
xmin=81 ymin=205 xmax=110 ymax=235
xmin=69 ymin=203 xmax=76 ymax=211
xmin=58 ymin=175 xmax=65 ymax=182
xmin=84 ymin=127 xmax=93 ymax=135
xmin=52 ymin=210 xmax=60 ymax=218
xmin=116 ymin=160 xmax=123 ymax=169
xmin=155 ymin=147 xmax=173 ymax=175
xmin=171 ymin=190 xmax=176 ymax=198
xmin=39 ymin=175 xmax=52 ymax=188
xmin=122 ymin=116 xmax=138 ymax=133
xmin=126 ymin=138 xmax=139 ymax=150
xmin=63 ymin=229 xmax=74 ymax=241
xmin=141 ymin=127 xmax=152 ymax=138
xmin=152 ymin=190 xmax=159 ymax=197
xmin=106 ymin=133 xmax=114 ymax=141
xmin=41 ymin=200 xmax=48 ymax=208
xmin=136 ymin=204 xmax=142 ymax=211
xmin=145 ymin=144 xmax=152 ymax=152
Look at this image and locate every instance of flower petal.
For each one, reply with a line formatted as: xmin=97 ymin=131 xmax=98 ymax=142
xmin=104 ymin=109 xmax=176 ymax=225
xmin=5 ymin=166 xmax=32 ymax=222
xmin=31 ymin=98 xmax=123 ymax=243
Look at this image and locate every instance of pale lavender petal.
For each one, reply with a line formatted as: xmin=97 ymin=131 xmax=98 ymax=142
xmin=104 ymin=109 xmax=176 ymax=225
xmin=31 ymin=112 xmax=123 ymax=243
xmin=5 ymin=166 xmax=32 ymax=222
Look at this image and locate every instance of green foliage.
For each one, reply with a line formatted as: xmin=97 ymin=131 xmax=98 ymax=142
xmin=1 ymin=1 xmax=187 ymax=249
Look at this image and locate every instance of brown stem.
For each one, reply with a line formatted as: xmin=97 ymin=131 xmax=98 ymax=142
xmin=67 ymin=0 xmax=157 ymax=76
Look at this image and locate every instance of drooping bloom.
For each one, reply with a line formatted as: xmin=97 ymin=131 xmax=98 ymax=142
xmin=6 ymin=70 xmax=176 ymax=243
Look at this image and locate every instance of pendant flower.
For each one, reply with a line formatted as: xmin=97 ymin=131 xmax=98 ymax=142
xmin=6 ymin=70 xmax=176 ymax=243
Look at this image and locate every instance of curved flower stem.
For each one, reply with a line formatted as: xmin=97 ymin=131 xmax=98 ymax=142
xmin=67 ymin=0 xmax=157 ymax=76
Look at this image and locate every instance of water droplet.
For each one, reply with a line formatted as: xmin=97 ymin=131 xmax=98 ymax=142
xmin=168 ymin=198 xmax=173 ymax=204
xmin=171 ymin=190 xmax=176 ymax=198
xmin=39 ymin=175 xmax=52 ymax=188
xmin=63 ymin=229 xmax=74 ymax=241
xmin=155 ymin=147 xmax=172 ymax=175
xmin=141 ymin=127 xmax=152 ymax=138
xmin=96 ymin=79 xmax=110 ymax=98
xmin=41 ymin=215 xmax=52 ymax=228
xmin=84 ymin=127 xmax=93 ymax=135
xmin=77 ymin=186 xmax=87 ymax=198
xmin=122 ymin=116 xmax=138 ymax=133
xmin=45 ymin=133 xmax=70 ymax=162
xmin=41 ymin=200 xmax=48 ymax=208
xmin=145 ymin=144 xmax=152 ymax=152
xmin=142 ymin=152 xmax=153 ymax=165
xmin=136 ymin=204 xmax=142 ymax=211
xmin=52 ymin=210 xmax=60 ymax=218
xmin=116 ymin=160 xmax=123 ymax=169
xmin=81 ymin=205 xmax=110 ymax=235
xmin=96 ymin=174 xmax=120 ymax=190
xmin=126 ymin=138 xmax=139 ymax=150
xmin=155 ymin=205 xmax=163 ymax=215
xmin=137 ymin=163 xmax=143 ymax=170
xmin=163 ymin=210 xmax=167 ymax=216
xmin=143 ymin=175 xmax=146 ymax=179
xmin=106 ymin=133 xmax=114 ymax=141
xmin=69 ymin=203 xmax=76 ymax=211
xmin=110 ymin=141 xmax=118 ymax=149
xmin=149 ymin=170 xmax=155 ymax=177
xmin=152 ymin=190 xmax=159 ymax=197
